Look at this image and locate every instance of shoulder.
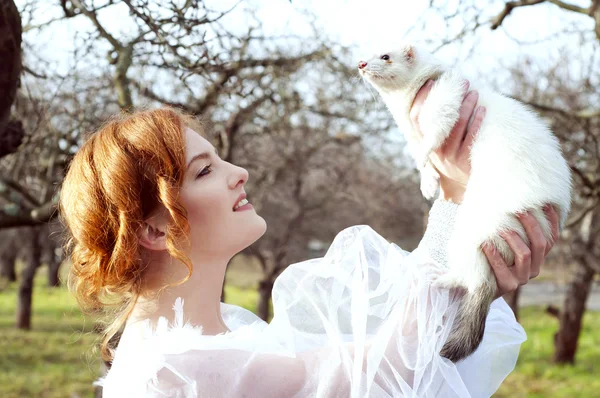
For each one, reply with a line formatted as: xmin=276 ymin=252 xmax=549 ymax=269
xmin=101 ymin=334 xmax=306 ymax=397
xmin=100 ymin=304 xmax=270 ymax=395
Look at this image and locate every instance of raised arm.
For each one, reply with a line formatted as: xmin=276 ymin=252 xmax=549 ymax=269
xmin=140 ymin=83 xmax=560 ymax=398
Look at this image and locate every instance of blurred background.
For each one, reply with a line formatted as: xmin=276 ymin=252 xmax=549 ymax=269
xmin=0 ymin=0 xmax=598 ymax=397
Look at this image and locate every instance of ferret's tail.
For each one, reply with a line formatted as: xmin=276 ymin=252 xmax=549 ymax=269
xmin=440 ymin=282 xmax=496 ymax=362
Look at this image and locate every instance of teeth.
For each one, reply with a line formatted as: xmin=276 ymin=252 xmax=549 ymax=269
xmin=234 ymin=198 xmax=249 ymax=210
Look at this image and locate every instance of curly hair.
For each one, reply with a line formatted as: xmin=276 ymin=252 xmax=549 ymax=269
xmin=60 ymin=108 xmax=200 ymax=361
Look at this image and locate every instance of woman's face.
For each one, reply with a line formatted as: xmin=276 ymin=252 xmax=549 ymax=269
xmin=179 ymin=128 xmax=266 ymax=259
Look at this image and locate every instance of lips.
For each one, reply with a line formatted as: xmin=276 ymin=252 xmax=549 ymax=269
xmin=233 ymin=193 xmax=247 ymax=211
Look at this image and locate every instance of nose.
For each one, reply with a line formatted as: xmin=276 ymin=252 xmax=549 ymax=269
xmin=229 ymin=163 xmax=248 ymax=189
xmin=358 ymin=61 xmax=367 ymax=69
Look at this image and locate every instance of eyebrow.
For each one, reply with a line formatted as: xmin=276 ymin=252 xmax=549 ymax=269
xmin=186 ymin=148 xmax=219 ymax=170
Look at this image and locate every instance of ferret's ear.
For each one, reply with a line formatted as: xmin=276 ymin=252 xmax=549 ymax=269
xmin=405 ymin=45 xmax=414 ymax=62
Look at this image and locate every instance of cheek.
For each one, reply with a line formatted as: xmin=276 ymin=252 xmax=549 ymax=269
xmin=181 ymin=185 xmax=231 ymax=244
xmin=178 ymin=182 xmax=266 ymax=256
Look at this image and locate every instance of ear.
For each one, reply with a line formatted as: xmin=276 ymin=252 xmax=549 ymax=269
xmin=405 ymin=45 xmax=414 ymax=62
xmin=139 ymin=212 xmax=168 ymax=251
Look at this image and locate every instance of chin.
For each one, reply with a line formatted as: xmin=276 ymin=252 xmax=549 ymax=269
xmin=238 ymin=214 xmax=267 ymax=251
xmin=251 ymin=215 xmax=268 ymax=241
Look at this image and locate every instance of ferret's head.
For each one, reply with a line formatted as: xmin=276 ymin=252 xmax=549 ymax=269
xmin=358 ymin=45 xmax=428 ymax=94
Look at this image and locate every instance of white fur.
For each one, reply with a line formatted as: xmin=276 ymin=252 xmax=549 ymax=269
xmin=359 ymin=45 xmax=572 ymax=293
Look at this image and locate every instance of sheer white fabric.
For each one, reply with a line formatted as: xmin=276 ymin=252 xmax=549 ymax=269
xmin=99 ymin=223 xmax=525 ymax=398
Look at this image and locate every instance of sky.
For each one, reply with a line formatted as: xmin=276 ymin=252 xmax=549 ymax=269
xmin=21 ymin=0 xmax=595 ymax=81
xmin=16 ymin=0 xmax=597 ymax=170
xmin=17 ymin=0 xmax=598 ymax=123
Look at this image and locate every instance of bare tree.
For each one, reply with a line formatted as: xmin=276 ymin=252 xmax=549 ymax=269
xmin=9 ymin=0 xmax=426 ymax=346
xmin=15 ymin=226 xmax=41 ymax=329
xmin=0 ymin=229 xmax=18 ymax=282
xmin=0 ymin=0 xmax=24 ymax=159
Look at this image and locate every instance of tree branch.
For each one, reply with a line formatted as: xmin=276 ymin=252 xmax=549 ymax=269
xmin=546 ymin=304 xmax=561 ymax=318
xmin=491 ymin=0 xmax=545 ymax=30
xmin=491 ymin=0 xmax=593 ymax=30
xmin=0 ymin=178 xmax=41 ymax=208
xmin=69 ymin=0 xmax=122 ymax=50
xmin=220 ymin=93 xmax=275 ymax=161
xmin=547 ymin=0 xmax=589 ymax=14
xmin=523 ymin=100 xmax=600 ymax=119
xmin=570 ymin=165 xmax=597 ymax=193
xmin=0 ymin=200 xmax=57 ymax=229
xmin=566 ymin=199 xmax=600 ymax=229
xmin=131 ymin=80 xmax=190 ymax=110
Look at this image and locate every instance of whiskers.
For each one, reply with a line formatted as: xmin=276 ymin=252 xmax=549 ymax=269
xmin=353 ymin=71 xmax=380 ymax=103
xmin=353 ymin=65 xmax=408 ymax=104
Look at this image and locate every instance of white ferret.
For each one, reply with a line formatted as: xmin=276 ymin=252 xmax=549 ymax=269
xmin=359 ymin=44 xmax=572 ymax=362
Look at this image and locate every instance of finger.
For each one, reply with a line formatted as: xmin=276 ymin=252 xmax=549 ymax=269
xmin=544 ymin=204 xmax=560 ymax=255
xmin=501 ymin=230 xmax=532 ymax=285
xmin=517 ymin=211 xmax=546 ymax=279
xmin=482 ymin=243 xmax=518 ymax=296
xmin=438 ymin=90 xmax=479 ymax=158
xmin=410 ymin=80 xmax=435 ymax=135
xmin=458 ymin=106 xmax=485 ymax=163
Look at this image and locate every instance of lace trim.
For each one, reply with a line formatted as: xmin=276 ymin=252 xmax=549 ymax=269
xmin=417 ymin=199 xmax=460 ymax=267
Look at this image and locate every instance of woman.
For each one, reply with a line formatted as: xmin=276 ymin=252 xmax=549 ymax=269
xmin=60 ymin=83 xmax=559 ymax=397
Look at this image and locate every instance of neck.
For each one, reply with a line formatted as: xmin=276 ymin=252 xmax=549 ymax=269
xmin=128 ymin=252 xmax=230 ymax=335
xmin=379 ymin=65 xmax=445 ymax=145
xmin=404 ymin=65 xmax=446 ymax=113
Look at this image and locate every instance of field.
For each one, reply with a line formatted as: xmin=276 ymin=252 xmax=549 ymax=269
xmin=0 ymin=263 xmax=598 ymax=397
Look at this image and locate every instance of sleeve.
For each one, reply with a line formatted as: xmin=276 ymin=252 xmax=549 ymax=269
xmin=115 ymin=200 xmax=525 ymax=398
xmin=414 ymin=199 xmax=527 ymax=395
xmin=415 ymin=198 xmax=461 ymax=266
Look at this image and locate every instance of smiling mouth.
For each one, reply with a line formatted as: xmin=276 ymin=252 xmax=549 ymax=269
xmin=233 ymin=198 xmax=249 ymax=211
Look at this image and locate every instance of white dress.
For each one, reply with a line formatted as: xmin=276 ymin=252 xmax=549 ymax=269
xmin=98 ymin=200 xmax=526 ymax=397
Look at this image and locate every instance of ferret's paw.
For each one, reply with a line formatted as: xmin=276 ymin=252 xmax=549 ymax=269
xmin=418 ymin=72 xmax=463 ymax=143
xmin=416 ymin=147 xmax=433 ymax=170
xmin=420 ymin=170 xmax=440 ymax=200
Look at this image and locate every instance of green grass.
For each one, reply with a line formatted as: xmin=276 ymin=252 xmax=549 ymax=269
xmin=495 ymin=306 xmax=600 ymax=397
xmin=0 ymin=266 xmax=598 ymax=397
xmin=0 ymin=271 xmax=99 ymax=398
xmin=0 ymin=266 xmax=259 ymax=398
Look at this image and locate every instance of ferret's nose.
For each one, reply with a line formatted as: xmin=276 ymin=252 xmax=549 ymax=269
xmin=358 ymin=61 xmax=367 ymax=69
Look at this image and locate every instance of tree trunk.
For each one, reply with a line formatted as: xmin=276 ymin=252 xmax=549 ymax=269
xmin=553 ymin=265 xmax=594 ymax=364
xmin=114 ymin=44 xmax=134 ymax=110
xmin=47 ymin=259 xmax=60 ymax=287
xmin=553 ymin=209 xmax=599 ymax=364
xmin=0 ymin=0 xmax=24 ymax=158
xmin=257 ymin=279 xmax=274 ymax=321
xmin=42 ymin=223 xmax=61 ymax=287
xmin=16 ymin=227 xmax=41 ymax=329
xmin=43 ymin=236 xmax=61 ymax=287
xmin=503 ymin=286 xmax=521 ymax=321
xmin=0 ymin=249 xmax=17 ymax=282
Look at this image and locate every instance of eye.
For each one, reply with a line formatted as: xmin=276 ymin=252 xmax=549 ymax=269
xmin=380 ymin=54 xmax=390 ymax=61
xmin=195 ymin=164 xmax=212 ymax=179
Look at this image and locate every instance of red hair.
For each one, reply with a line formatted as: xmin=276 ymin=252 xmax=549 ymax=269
xmin=60 ymin=108 xmax=199 ymax=361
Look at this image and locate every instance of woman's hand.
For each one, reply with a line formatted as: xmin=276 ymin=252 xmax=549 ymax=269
xmin=410 ymin=80 xmax=485 ymax=203
xmin=485 ymin=206 xmax=560 ymax=299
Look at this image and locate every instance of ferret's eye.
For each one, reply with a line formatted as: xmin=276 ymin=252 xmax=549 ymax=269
xmin=380 ymin=54 xmax=390 ymax=61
